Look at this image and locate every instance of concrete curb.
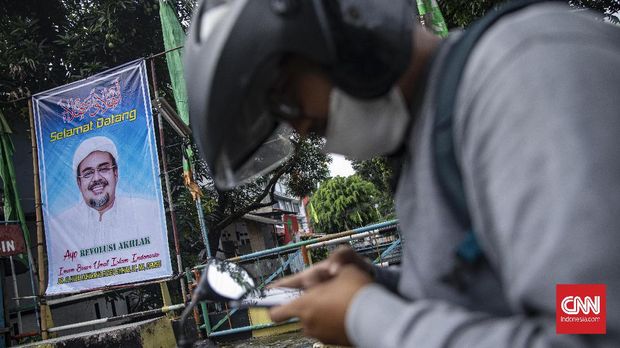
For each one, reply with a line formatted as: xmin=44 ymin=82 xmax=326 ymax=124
xmin=17 ymin=316 xmax=175 ymax=348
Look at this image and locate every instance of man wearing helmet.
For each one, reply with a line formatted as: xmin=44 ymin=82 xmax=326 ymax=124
xmin=185 ymin=0 xmax=620 ymax=347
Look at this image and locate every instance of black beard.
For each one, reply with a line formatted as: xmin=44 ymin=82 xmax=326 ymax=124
xmin=88 ymin=193 xmax=110 ymax=209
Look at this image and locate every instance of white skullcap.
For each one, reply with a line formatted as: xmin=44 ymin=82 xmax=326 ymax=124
xmin=72 ymin=136 xmax=118 ymax=174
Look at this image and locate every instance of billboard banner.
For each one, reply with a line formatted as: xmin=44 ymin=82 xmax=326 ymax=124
xmin=0 ymin=225 xmax=26 ymax=257
xmin=32 ymin=60 xmax=172 ymax=295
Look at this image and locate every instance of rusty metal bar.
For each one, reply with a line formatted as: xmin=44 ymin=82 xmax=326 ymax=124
xmin=47 ymin=304 xmax=184 ymax=333
xmin=214 ymin=220 xmax=398 ymax=265
xmin=9 ymin=256 xmax=23 ymax=332
xmin=148 ymin=59 xmax=188 ymax=303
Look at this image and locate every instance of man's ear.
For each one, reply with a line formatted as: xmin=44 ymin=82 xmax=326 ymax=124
xmin=76 ymin=177 xmax=81 ymax=187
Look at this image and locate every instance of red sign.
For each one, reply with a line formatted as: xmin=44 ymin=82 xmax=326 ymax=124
xmin=0 ymin=225 xmax=26 ymax=257
xmin=556 ymin=284 xmax=606 ymax=334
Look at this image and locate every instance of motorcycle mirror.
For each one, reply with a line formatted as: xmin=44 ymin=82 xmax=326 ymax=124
xmin=177 ymin=258 xmax=255 ymax=348
xmin=195 ymin=258 xmax=303 ymax=307
xmin=199 ymin=258 xmax=256 ymax=302
xmin=177 ymin=258 xmax=302 ymax=347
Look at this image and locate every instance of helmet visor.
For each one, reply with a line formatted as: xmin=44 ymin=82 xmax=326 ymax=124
xmin=214 ymin=123 xmax=294 ymax=190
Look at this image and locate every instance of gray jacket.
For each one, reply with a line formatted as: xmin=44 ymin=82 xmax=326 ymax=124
xmin=346 ymin=3 xmax=620 ymax=347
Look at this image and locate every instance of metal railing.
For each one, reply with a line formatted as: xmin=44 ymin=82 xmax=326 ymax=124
xmin=187 ymin=220 xmax=401 ymax=338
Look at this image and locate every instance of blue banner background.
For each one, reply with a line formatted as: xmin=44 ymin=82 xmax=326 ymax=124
xmin=33 ymin=60 xmax=172 ymax=294
xmin=34 ymin=60 xmax=160 ymax=215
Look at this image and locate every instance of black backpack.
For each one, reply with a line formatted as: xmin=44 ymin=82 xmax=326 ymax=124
xmin=433 ymin=0 xmax=561 ymax=289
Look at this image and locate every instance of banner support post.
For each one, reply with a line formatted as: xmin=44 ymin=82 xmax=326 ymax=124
xmin=148 ymin=59 xmax=188 ymax=303
xmin=8 ymin=256 xmax=23 ymax=333
xmin=28 ymin=98 xmax=50 ymax=340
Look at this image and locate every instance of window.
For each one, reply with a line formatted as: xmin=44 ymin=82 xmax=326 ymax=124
xmin=94 ymin=302 xmax=101 ymax=319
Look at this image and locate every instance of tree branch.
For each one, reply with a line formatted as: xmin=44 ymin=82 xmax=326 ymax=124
xmin=214 ymin=161 xmax=292 ymax=231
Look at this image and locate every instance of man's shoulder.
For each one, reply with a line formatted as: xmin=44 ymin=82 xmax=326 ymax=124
xmin=470 ymin=2 xmax=619 ymax=67
xmin=55 ymin=202 xmax=88 ymax=219
xmin=47 ymin=202 xmax=91 ymax=231
xmin=114 ymin=195 xmax=162 ymax=209
xmin=114 ymin=195 xmax=165 ymax=230
xmin=456 ymin=2 xmax=620 ymax=126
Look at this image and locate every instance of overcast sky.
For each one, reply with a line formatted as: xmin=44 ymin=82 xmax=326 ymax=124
xmin=329 ymin=154 xmax=355 ymax=177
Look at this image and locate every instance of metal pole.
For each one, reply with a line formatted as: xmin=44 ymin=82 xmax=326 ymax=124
xmin=25 ymin=251 xmax=41 ymax=334
xmin=305 ymin=230 xmax=382 ymax=250
xmin=374 ymin=238 xmax=402 ymax=264
xmin=47 ymin=304 xmax=184 ymax=333
xmin=191 ymin=159 xmax=210 ymax=257
xmin=10 ymin=332 xmax=38 ymax=341
xmin=0 ymin=219 xmax=39 ymax=333
xmin=148 ymin=59 xmax=188 ymax=303
xmin=196 ymin=197 xmax=211 ymax=258
xmin=196 ymin=197 xmax=210 ymax=257
xmin=200 ymin=302 xmax=211 ymax=336
xmin=46 ymin=290 xmax=106 ymax=306
xmin=190 ymin=269 xmax=213 ymax=336
xmin=307 ymin=249 xmax=314 ymax=266
xmin=27 ymin=98 xmax=49 ymax=340
xmin=0 ymin=259 xmax=7 ymax=348
xmin=216 ymin=220 xmax=398 ymax=265
xmin=300 ymin=245 xmax=310 ymax=267
xmin=186 ymin=269 xmax=204 ymax=338
xmin=8 ymin=256 xmax=22 ymax=333
xmin=145 ymin=45 xmax=183 ymax=60
xmin=160 ymin=282 xmax=173 ymax=316
xmin=207 ymin=319 xmax=299 ymax=337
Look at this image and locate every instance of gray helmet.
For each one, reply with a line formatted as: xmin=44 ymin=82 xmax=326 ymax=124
xmin=184 ymin=0 xmax=414 ymax=189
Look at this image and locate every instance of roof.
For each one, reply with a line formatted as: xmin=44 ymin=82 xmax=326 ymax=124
xmin=242 ymin=214 xmax=281 ymax=225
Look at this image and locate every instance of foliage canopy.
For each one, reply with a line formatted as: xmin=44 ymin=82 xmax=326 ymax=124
xmin=310 ymin=175 xmax=381 ymax=234
xmin=349 ymin=156 xmax=396 ymax=219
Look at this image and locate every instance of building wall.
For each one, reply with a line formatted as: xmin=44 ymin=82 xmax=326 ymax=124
xmin=3 ymin=266 xmax=130 ymax=339
xmin=220 ymin=220 xmax=277 ymax=257
xmin=281 ymin=214 xmax=299 ymax=244
xmin=3 ymin=262 xmax=40 ymax=336
xmin=48 ymin=296 xmax=130 ymax=336
xmin=246 ymin=222 xmax=265 ymax=254
xmin=261 ymin=224 xmax=277 ymax=250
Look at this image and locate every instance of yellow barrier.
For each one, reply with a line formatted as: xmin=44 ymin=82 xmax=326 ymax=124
xmin=248 ymin=308 xmax=301 ymax=338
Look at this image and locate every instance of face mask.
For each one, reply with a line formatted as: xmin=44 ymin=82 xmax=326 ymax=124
xmin=324 ymin=87 xmax=410 ymax=160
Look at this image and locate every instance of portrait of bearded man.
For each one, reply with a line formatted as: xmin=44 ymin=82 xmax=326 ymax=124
xmin=48 ymin=136 xmax=164 ymax=255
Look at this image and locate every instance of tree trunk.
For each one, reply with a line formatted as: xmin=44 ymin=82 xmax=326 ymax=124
xmin=207 ymin=224 xmax=221 ymax=258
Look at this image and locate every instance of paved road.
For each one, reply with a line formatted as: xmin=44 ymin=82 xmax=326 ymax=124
xmin=195 ymin=332 xmax=319 ymax=348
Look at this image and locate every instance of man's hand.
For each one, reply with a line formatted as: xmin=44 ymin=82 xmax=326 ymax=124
xmin=269 ymin=264 xmax=373 ymax=346
xmin=269 ymin=246 xmax=373 ymax=289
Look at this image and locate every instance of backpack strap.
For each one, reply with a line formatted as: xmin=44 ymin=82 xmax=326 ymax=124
xmin=433 ymin=0 xmax=561 ymax=285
